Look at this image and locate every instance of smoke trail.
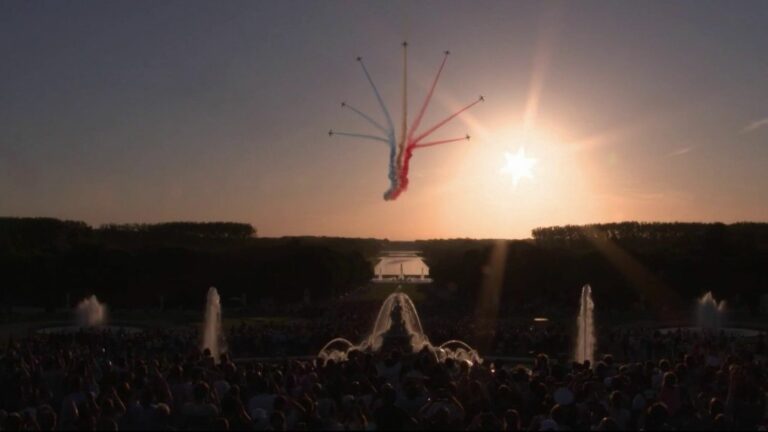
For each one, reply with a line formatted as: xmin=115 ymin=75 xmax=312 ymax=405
xmin=332 ymin=46 xmax=482 ymax=201
xmin=342 ymin=102 xmax=389 ymax=134
xmin=387 ymin=98 xmax=483 ymax=200
xmin=357 ymin=58 xmax=400 ymax=195
xmin=386 ymin=144 xmax=416 ymax=200
xmin=411 ymin=97 xmax=484 ymax=145
xmin=383 ymin=137 xmax=398 ymax=199
xmin=406 ymin=51 xmax=449 ymax=145
xmin=358 ymin=58 xmax=394 ymax=132
xmin=414 ymin=135 xmax=469 ymax=149
xmin=396 ymin=42 xmax=409 ymax=176
xmin=330 ymin=131 xmax=389 ymax=143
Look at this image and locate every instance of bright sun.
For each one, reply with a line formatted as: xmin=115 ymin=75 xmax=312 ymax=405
xmin=501 ymin=147 xmax=537 ymax=186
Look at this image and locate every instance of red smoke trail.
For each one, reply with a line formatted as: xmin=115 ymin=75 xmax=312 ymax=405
xmin=414 ymin=136 xmax=469 ymax=149
xmin=385 ymin=97 xmax=483 ymax=200
xmin=410 ymin=97 xmax=483 ymax=145
xmin=332 ymin=44 xmax=482 ymax=201
xmin=386 ymin=143 xmax=416 ymax=200
xmin=406 ymin=52 xmax=449 ymax=145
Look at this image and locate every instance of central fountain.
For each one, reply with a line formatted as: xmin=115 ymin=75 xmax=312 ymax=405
xmin=319 ymin=292 xmax=480 ymax=364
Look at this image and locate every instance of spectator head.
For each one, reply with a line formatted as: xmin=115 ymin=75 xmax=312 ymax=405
xmin=273 ymin=395 xmax=289 ymax=413
xmin=596 ymin=362 xmax=608 ymax=379
xmin=270 ymin=411 xmax=286 ymax=431
xmin=252 ymin=376 xmax=268 ymax=394
xmin=662 ymin=372 xmax=677 ymax=389
xmin=603 ymin=355 xmax=615 ymax=367
xmin=211 ymin=417 xmax=229 ymax=430
xmin=596 ymin=417 xmax=619 ymax=431
xmin=478 ymin=413 xmax=500 ymax=430
xmin=317 ymin=399 xmax=336 ymax=420
xmin=536 ymin=353 xmax=550 ymax=369
xmin=427 ymin=406 xmax=452 ymax=429
xmin=674 ymin=363 xmax=687 ymax=380
xmin=101 ymin=398 xmax=116 ymax=418
xmin=251 ymin=409 xmax=268 ymax=430
xmin=37 ymin=407 xmax=57 ymax=431
xmin=713 ymin=413 xmax=728 ymax=430
xmin=709 ymin=398 xmax=725 ymax=418
xmin=684 ymin=354 xmax=696 ymax=369
xmin=550 ymin=404 xmax=566 ymax=426
xmin=540 ymin=418 xmax=558 ymax=431
xmin=95 ymin=418 xmax=118 ymax=431
xmin=193 ymin=382 xmax=210 ymax=403
xmin=153 ymin=403 xmax=171 ymax=429
xmin=3 ymin=413 xmax=23 ymax=431
xmin=504 ymin=409 xmax=520 ymax=431
xmin=609 ymin=391 xmax=622 ymax=409
xmin=380 ymin=383 xmax=396 ymax=405
xmin=646 ymin=403 xmax=669 ymax=430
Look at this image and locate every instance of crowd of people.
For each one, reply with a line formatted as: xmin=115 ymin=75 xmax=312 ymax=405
xmin=1 ymin=315 xmax=767 ymax=430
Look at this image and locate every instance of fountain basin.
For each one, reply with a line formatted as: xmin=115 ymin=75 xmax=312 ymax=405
xmin=36 ymin=325 xmax=143 ymax=335
xmin=656 ymin=327 xmax=763 ymax=337
xmin=319 ymin=292 xmax=481 ymax=364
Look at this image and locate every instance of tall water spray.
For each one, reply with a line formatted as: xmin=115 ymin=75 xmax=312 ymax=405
xmin=202 ymin=287 xmax=225 ymax=362
xmin=575 ymin=284 xmax=595 ymax=364
xmin=76 ymin=295 xmax=107 ymax=328
xmin=319 ymin=292 xmax=480 ymax=364
xmin=360 ymin=292 xmax=429 ymax=352
xmin=697 ymin=291 xmax=726 ymax=330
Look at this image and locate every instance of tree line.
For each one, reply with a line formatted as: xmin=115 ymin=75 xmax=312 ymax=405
xmin=419 ymin=223 xmax=768 ymax=320
xmin=0 ymin=218 xmax=372 ymax=314
xmin=2 ymin=218 xmax=767 ymax=321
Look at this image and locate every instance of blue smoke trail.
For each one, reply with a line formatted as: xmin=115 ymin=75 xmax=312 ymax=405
xmin=342 ymin=103 xmax=389 ymax=135
xmin=358 ymin=58 xmax=399 ymax=198
xmin=330 ymin=131 xmax=389 ymax=143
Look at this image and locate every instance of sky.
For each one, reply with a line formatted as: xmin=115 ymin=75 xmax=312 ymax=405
xmin=1 ymin=0 xmax=767 ymax=240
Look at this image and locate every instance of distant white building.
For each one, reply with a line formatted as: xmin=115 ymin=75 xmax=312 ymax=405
xmin=373 ymin=251 xmax=431 ymax=283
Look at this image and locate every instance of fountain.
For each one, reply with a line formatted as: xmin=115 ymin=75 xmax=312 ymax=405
xmin=38 ymin=295 xmax=144 ymax=335
xmin=319 ymin=292 xmax=481 ymax=364
xmin=76 ymin=295 xmax=107 ymax=328
xmin=696 ymin=291 xmax=726 ymax=330
xmin=202 ymin=287 xmax=226 ymax=362
xmin=575 ymin=284 xmax=595 ymax=364
xmin=657 ymin=292 xmax=759 ymax=338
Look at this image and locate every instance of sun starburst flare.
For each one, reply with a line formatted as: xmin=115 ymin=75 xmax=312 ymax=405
xmin=501 ymin=147 xmax=537 ymax=186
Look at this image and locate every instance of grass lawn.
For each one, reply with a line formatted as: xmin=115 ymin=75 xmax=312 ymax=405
xmin=220 ymin=316 xmax=312 ymax=330
xmin=343 ymin=283 xmax=434 ymax=303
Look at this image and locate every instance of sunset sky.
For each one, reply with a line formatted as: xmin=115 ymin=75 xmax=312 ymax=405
xmin=1 ymin=1 xmax=767 ymax=239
